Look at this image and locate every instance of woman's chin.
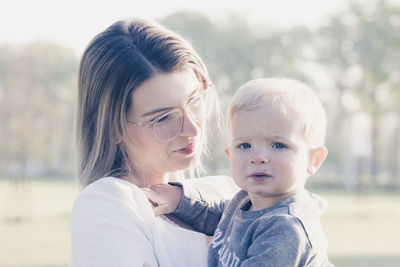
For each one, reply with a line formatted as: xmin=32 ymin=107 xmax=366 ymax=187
xmin=174 ymin=154 xmax=197 ymax=170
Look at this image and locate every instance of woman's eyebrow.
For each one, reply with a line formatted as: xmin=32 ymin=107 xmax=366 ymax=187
xmin=141 ymin=107 xmax=172 ymax=117
xmin=141 ymin=85 xmax=202 ymax=118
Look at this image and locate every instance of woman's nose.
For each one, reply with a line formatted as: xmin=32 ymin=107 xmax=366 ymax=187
xmin=180 ymin=111 xmax=201 ymax=138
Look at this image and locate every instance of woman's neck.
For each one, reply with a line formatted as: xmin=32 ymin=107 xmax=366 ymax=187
xmin=124 ymin=170 xmax=171 ymax=187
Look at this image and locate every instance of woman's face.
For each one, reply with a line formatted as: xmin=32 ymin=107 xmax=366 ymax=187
xmin=126 ymin=69 xmax=204 ymax=185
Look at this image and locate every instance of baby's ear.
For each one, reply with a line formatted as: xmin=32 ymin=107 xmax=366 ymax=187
xmin=307 ymin=146 xmax=328 ymax=175
xmin=224 ymin=147 xmax=231 ymax=159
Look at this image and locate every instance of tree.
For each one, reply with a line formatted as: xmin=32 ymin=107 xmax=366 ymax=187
xmin=0 ymin=42 xmax=78 ymax=179
xmin=314 ymin=0 xmax=400 ymax=191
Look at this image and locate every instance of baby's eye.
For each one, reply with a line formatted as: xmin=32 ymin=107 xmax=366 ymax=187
xmin=238 ymin=143 xmax=251 ymax=149
xmin=272 ymin=142 xmax=287 ymax=149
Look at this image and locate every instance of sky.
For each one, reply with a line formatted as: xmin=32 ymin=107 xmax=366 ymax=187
xmin=1 ymin=0 xmax=351 ymax=56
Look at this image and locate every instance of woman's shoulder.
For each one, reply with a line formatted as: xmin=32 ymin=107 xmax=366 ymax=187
xmin=182 ymin=175 xmax=240 ymax=199
xmin=72 ymin=177 xmax=153 ymax=225
xmin=77 ymin=177 xmax=144 ymax=202
xmin=70 ymin=178 xmax=164 ymax=267
xmin=82 ymin=176 xmax=138 ymax=191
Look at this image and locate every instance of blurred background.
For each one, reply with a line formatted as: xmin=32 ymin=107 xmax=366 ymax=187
xmin=1 ymin=0 xmax=399 ymax=266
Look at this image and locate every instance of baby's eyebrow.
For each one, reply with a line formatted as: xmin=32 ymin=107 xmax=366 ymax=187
xmin=268 ymin=134 xmax=287 ymax=140
xmin=232 ymin=136 xmax=249 ymax=143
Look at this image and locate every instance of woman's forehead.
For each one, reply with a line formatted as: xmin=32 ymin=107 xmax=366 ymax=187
xmin=130 ymin=70 xmax=201 ymax=117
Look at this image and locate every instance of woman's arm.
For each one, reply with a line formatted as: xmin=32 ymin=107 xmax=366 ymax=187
xmin=69 ymin=178 xmax=160 ymax=267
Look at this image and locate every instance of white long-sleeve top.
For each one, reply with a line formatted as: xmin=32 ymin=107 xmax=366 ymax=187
xmin=69 ymin=176 xmax=238 ymax=267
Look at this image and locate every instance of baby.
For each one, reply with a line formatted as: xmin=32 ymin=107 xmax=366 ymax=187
xmin=144 ymin=77 xmax=334 ymax=266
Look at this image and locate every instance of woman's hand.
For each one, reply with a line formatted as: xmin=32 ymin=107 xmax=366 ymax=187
xmin=141 ymin=184 xmax=183 ymax=216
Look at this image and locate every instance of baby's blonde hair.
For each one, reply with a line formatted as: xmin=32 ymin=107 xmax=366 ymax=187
xmin=227 ymin=77 xmax=327 ymax=147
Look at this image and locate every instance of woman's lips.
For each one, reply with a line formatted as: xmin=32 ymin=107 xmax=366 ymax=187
xmin=176 ymin=143 xmax=195 ymax=155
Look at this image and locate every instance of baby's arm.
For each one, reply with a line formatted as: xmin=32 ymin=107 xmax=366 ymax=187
xmin=143 ymin=183 xmax=228 ymax=236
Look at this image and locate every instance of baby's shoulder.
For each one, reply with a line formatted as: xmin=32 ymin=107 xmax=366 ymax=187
xmin=249 ymin=213 xmax=310 ymax=251
xmin=251 ymin=210 xmax=305 ymax=236
xmin=256 ymin=204 xmax=325 ymax=251
xmin=258 ymin=211 xmax=303 ymax=228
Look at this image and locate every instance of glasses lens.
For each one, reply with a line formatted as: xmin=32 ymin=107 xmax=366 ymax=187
xmin=153 ymin=111 xmax=183 ymax=142
xmin=187 ymin=90 xmax=208 ymax=122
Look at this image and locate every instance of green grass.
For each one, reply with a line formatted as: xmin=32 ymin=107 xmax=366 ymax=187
xmin=318 ymin=191 xmax=400 ymax=266
xmin=0 ymin=179 xmax=79 ymax=267
xmin=331 ymin=256 xmax=400 ymax=267
xmin=0 ymin=179 xmax=399 ymax=266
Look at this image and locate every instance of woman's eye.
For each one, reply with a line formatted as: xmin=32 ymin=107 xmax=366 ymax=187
xmin=272 ymin=142 xmax=287 ymax=149
xmin=155 ymin=114 xmax=171 ymax=124
xmin=238 ymin=143 xmax=251 ymax=149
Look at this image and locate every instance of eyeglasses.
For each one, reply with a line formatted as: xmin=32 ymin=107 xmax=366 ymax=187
xmin=127 ymin=89 xmax=209 ymax=142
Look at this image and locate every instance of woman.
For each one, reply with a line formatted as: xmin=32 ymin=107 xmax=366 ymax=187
xmin=69 ymin=18 xmax=237 ymax=267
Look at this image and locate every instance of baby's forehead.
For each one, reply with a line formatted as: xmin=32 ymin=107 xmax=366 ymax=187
xmin=230 ymin=104 xmax=300 ymax=124
xmin=228 ymin=106 xmax=307 ymax=138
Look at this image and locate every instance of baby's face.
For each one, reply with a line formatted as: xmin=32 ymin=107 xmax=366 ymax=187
xmin=227 ymin=105 xmax=311 ymax=209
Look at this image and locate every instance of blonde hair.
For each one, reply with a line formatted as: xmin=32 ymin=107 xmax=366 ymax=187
xmin=227 ymin=77 xmax=326 ymax=147
xmin=77 ymin=18 xmax=219 ymax=186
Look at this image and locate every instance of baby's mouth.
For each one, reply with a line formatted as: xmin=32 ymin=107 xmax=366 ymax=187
xmin=248 ymin=172 xmax=272 ymax=180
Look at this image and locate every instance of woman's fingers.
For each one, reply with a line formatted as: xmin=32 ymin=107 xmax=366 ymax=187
xmin=141 ymin=187 xmax=159 ymax=203
xmin=141 ymin=184 xmax=183 ymax=216
xmin=141 ymin=187 xmax=172 ymax=216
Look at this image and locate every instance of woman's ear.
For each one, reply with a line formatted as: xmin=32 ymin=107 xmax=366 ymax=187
xmin=307 ymin=146 xmax=328 ymax=175
xmin=224 ymin=147 xmax=230 ymax=159
xmin=115 ymin=136 xmax=122 ymax=144
xmin=115 ymin=133 xmax=123 ymax=145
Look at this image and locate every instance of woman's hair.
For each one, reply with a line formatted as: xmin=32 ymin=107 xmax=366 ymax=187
xmin=77 ymin=18 xmax=218 ymax=186
xmin=227 ymin=77 xmax=327 ymax=148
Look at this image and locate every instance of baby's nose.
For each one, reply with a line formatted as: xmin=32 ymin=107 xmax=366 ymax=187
xmin=250 ymin=152 xmax=268 ymax=164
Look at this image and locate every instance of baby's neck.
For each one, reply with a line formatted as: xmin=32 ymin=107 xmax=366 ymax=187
xmin=248 ymin=190 xmax=301 ymax=211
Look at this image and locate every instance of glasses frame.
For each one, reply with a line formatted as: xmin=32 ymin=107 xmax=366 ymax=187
xmin=127 ymin=89 xmax=208 ymax=143
xmin=129 ymin=108 xmax=184 ymax=142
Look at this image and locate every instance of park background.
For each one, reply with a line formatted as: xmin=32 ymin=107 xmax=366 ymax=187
xmin=1 ymin=0 xmax=399 ymax=266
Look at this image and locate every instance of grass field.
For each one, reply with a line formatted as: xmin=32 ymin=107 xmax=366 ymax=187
xmin=1 ymin=179 xmax=400 ymax=267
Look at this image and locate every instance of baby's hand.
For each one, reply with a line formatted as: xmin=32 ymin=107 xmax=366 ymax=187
xmin=141 ymin=184 xmax=183 ymax=216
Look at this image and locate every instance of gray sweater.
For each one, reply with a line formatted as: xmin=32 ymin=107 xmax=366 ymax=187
xmin=173 ymin=186 xmax=334 ymax=267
